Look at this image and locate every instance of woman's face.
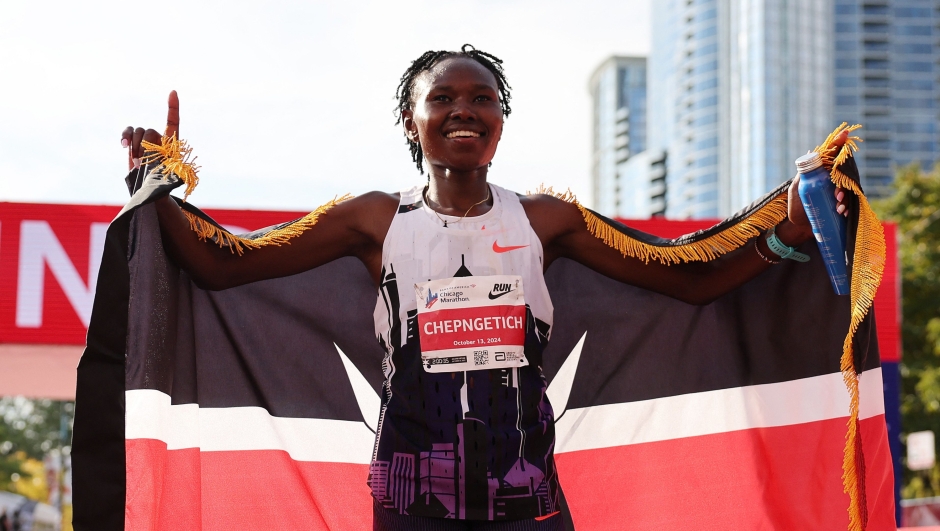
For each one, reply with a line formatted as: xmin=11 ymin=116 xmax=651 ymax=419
xmin=403 ymin=57 xmax=504 ymax=174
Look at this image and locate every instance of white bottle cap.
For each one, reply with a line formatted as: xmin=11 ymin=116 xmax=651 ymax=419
xmin=795 ymin=152 xmax=823 ymax=173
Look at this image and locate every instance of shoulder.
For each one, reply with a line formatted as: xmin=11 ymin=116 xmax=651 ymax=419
xmin=519 ymin=192 xmax=583 ymax=225
xmin=518 ymin=192 xmax=586 ymax=244
xmin=324 ymin=191 xmax=400 ymax=241
xmin=330 ymin=190 xmax=399 ymax=217
xmin=347 ymin=190 xmax=401 ymax=205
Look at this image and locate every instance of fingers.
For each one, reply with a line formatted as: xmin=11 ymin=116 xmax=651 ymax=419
xmin=122 ymin=126 xmax=135 ymax=170
xmin=131 ymin=127 xmax=145 ymax=165
xmin=786 ymin=174 xmax=811 ymax=230
xmin=166 ymin=90 xmax=180 ymax=138
xmin=122 ymin=90 xmax=181 ymax=172
xmin=834 ymin=186 xmax=849 ymax=217
xmin=143 ymin=129 xmax=162 ymax=147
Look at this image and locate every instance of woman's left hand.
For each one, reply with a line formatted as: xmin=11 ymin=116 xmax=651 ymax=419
xmin=785 ymin=129 xmax=851 ymax=236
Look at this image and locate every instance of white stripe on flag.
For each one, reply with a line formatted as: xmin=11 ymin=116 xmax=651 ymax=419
xmin=554 ymin=367 xmax=884 ymax=454
xmin=126 ymin=368 xmax=884 ymax=463
xmin=125 ymin=389 xmax=375 ymax=464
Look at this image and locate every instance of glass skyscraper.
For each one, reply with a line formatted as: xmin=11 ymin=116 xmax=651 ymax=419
xmin=640 ymin=0 xmax=940 ymax=218
xmin=597 ymin=0 xmax=940 ymax=219
xmin=833 ymin=0 xmax=940 ymax=197
xmin=650 ymin=0 xmax=723 ymax=218
xmin=650 ymin=0 xmax=832 ymax=219
xmin=589 ymin=56 xmax=648 ymax=216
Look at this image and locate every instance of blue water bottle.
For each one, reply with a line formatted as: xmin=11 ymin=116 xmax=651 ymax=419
xmin=795 ymin=152 xmax=849 ymax=295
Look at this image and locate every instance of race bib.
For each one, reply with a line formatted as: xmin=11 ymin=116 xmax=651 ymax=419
xmin=415 ymin=275 xmax=529 ymax=373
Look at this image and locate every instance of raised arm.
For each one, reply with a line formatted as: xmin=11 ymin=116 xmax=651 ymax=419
xmin=122 ymin=91 xmax=397 ymax=290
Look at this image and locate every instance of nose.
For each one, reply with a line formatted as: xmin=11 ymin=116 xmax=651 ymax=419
xmin=449 ymin=100 xmax=476 ymax=121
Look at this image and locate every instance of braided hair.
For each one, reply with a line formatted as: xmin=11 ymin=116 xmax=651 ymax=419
xmin=395 ymin=44 xmax=512 ymax=173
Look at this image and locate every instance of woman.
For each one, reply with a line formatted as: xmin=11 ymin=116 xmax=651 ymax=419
xmin=122 ymin=45 xmax=847 ymax=531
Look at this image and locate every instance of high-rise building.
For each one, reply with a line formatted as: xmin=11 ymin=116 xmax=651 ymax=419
xmin=618 ymin=150 xmax=668 ymax=217
xmin=646 ymin=0 xmax=940 ymax=218
xmin=597 ymin=0 xmax=939 ymax=219
xmin=649 ymin=0 xmax=724 ymax=218
xmin=650 ymin=0 xmax=833 ymax=219
xmin=833 ymin=0 xmax=940 ymax=197
xmin=589 ymin=56 xmax=647 ymax=216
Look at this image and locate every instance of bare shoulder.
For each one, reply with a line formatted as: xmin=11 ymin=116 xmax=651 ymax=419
xmin=319 ymin=190 xmax=400 ymax=244
xmin=335 ymin=190 xmax=400 ymax=208
xmin=519 ymin=192 xmax=584 ymax=241
xmin=328 ymin=190 xmax=399 ymax=217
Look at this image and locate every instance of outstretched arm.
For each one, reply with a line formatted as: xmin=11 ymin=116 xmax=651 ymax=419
xmin=524 ymin=134 xmax=850 ymax=306
xmin=122 ymin=91 xmax=397 ymax=290
xmin=525 ymin=194 xmax=798 ymax=305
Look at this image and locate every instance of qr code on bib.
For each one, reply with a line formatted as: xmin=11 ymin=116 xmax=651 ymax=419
xmin=474 ymin=351 xmax=488 ymax=366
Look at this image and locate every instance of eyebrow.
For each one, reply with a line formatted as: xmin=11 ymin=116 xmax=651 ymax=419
xmin=431 ymin=84 xmax=498 ymax=92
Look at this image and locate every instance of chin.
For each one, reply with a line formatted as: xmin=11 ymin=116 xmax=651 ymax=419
xmin=433 ymin=159 xmax=492 ymax=173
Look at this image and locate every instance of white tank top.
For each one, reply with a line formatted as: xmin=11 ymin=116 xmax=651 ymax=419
xmin=369 ymin=183 xmax=560 ymax=521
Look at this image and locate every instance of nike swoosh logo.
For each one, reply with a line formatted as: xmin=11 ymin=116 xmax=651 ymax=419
xmin=492 ymin=241 xmax=529 ymax=253
xmin=488 ymin=289 xmax=514 ymax=300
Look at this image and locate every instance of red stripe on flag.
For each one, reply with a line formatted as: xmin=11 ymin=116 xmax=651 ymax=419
xmin=125 ymin=439 xmax=372 ymax=531
xmin=554 ymin=414 xmax=895 ymax=530
xmin=126 ymin=414 xmax=894 ymax=529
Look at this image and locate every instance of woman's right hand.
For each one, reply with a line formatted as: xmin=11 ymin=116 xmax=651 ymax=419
xmin=121 ymin=90 xmax=180 ymax=170
xmin=116 ymin=88 xmax=397 ymax=290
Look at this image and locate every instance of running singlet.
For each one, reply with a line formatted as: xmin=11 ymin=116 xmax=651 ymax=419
xmin=371 ymin=183 xmax=558 ymax=521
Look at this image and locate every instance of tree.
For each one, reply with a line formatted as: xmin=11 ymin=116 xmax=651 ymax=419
xmin=874 ymin=162 xmax=940 ymax=498
xmin=0 ymin=397 xmax=73 ymax=497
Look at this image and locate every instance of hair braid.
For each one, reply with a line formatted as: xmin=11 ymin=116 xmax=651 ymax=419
xmin=394 ymin=44 xmax=512 ymax=173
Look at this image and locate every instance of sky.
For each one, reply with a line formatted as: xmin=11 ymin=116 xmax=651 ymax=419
xmin=0 ymin=0 xmax=650 ymax=211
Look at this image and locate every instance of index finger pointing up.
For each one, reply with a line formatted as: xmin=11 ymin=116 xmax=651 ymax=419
xmin=166 ymin=90 xmax=180 ymax=139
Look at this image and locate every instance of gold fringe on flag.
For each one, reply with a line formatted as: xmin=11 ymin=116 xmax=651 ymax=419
xmin=816 ymin=122 xmax=884 ymax=531
xmin=182 ymin=194 xmax=354 ymax=255
xmin=529 ymin=186 xmax=789 ymax=265
xmin=141 ymin=134 xmax=200 ymax=201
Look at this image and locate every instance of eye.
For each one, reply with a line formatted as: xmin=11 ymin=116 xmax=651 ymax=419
xmin=475 ymin=95 xmax=493 ymax=102
xmin=432 ymin=94 xmax=451 ymax=102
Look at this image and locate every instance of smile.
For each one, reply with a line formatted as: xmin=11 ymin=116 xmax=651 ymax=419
xmin=446 ymin=130 xmax=482 ymax=139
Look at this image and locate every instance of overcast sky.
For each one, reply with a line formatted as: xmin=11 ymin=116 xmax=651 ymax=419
xmin=0 ymin=0 xmax=650 ymax=211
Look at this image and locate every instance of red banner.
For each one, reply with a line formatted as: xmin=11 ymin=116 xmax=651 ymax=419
xmin=0 ymin=202 xmax=307 ymax=346
xmin=0 ymin=202 xmax=900 ymax=362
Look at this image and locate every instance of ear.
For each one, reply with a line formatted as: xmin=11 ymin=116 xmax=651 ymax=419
xmin=402 ymin=109 xmax=419 ymax=143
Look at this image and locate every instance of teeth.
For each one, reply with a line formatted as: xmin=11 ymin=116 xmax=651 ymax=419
xmin=446 ymin=131 xmax=481 ymax=138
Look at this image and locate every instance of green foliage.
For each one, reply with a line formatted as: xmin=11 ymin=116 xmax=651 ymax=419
xmin=0 ymin=398 xmax=73 ymax=497
xmin=874 ymin=162 xmax=940 ymax=498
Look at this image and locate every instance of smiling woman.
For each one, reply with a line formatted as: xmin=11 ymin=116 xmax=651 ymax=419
xmin=394 ymin=45 xmax=512 ymax=176
xmin=113 ymin=44 xmax=857 ymax=531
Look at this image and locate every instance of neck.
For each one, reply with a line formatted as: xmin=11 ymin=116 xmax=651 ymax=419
xmin=425 ymin=165 xmax=492 ymax=214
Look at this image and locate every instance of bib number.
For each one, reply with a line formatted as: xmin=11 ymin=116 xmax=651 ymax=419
xmin=415 ymin=275 xmax=529 ymax=373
